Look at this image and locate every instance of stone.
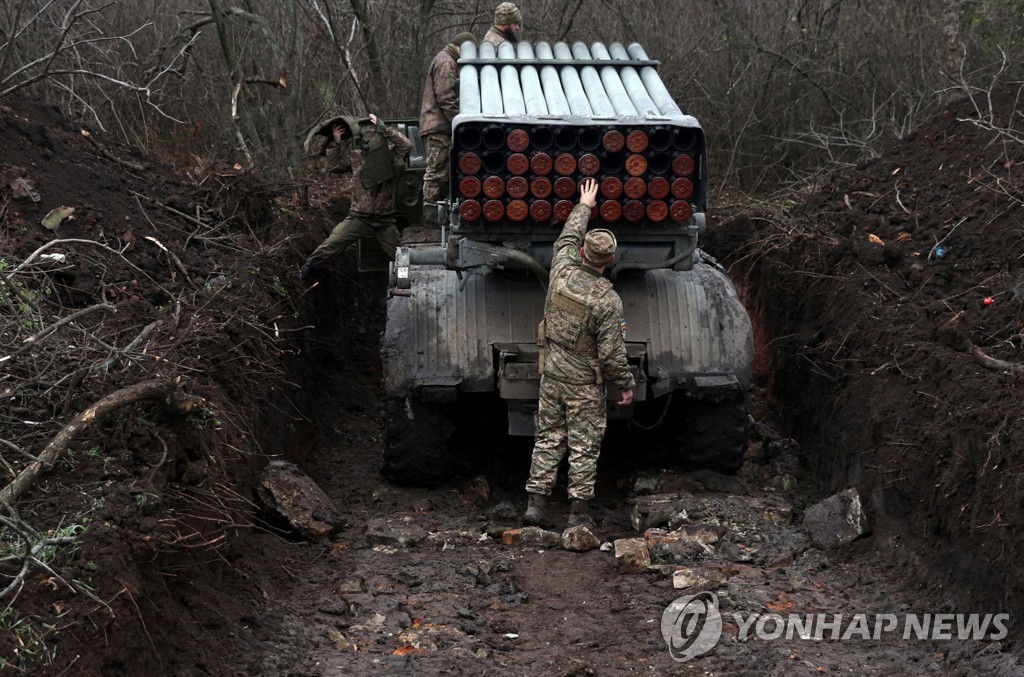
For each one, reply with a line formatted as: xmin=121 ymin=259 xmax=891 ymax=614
xmin=463 ymin=560 xmax=492 ymax=586
xmin=672 ymin=566 xmax=730 ymax=590
xmin=561 ymin=525 xmax=601 ymax=552
xmin=337 ymin=577 xmax=365 ymax=594
xmin=502 ymin=526 xmax=560 ymax=548
xmin=803 ymin=487 xmax=870 ymax=548
xmin=365 ymin=518 xmax=428 ymax=548
xmin=488 ymin=501 xmax=519 ymax=522
xmin=614 ymin=538 xmax=651 ymax=574
xmin=648 ymin=539 xmax=704 ymax=564
xmin=717 ymin=541 xmax=757 ymax=563
xmin=633 ymin=493 xmax=789 ymax=532
xmin=460 ymin=475 xmax=491 ymax=506
xmin=256 ymin=460 xmax=341 ymax=539
xmin=633 ymin=475 xmax=662 ymax=495
xmin=769 ymin=473 xmax=798 ymax=491
xmin=664 ymin=524 xmax=725 ymax=545
xmin=630 ymin=493 xmax=692 ymax=531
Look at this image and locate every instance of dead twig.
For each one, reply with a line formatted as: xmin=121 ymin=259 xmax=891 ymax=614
xmin=143 ymin=236 xmax=193 ymax=287
xmin=79 ymin=129 xmax=147 ymax=172
xmin=967 ymin=342 xmax=1024 ymax=376
xmin=1 ymin=303 xmax=116 ymax=368
xmin=1 ymin=377 xmax=181 ymax=503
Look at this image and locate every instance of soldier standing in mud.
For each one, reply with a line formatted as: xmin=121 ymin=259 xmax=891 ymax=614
xmin=299 ymin=114 xmax=412 ymax=283
xmin=523 ymin=178 xmax=635 ymax=530
xmin=419 ymin=32 xmax=476 ymax=226
xmin=483 ymin=2 xmax=522 ymax=46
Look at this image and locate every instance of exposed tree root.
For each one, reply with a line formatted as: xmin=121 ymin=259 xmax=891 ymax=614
xmin=968 ymin=342 xmax=1024 ymax=376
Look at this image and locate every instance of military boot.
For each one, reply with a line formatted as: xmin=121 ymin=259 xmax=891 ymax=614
xmin=299 ymin=260 xmax=318 ymax=284
xmin=566 ymin=498 xmax=594 ymax=528
xmin=522 ymin=493 xmax=548 ymax=527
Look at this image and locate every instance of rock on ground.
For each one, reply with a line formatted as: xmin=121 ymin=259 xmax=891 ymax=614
xmin=257 ymin=460 xmax=341 ymax=539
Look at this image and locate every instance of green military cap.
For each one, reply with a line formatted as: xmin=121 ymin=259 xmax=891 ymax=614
xmin=450 ymin=32 xmax=476 ymax=48
xmin=583 ymin=229 xmax=617 ymax=265
xmin=494 ymin=2 xmax=521 ymax=25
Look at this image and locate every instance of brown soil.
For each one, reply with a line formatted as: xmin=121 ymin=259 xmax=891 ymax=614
xmin=711 ymin=84 xmax=1024 ymax=640
xmin=1 ymin=84 xmax=1023 ymax=676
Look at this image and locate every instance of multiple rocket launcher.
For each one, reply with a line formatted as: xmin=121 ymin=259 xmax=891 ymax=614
xmin=451 ymin=40 xmax=704 ymax=228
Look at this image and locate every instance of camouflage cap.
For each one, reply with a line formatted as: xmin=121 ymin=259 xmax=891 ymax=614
xmin=583 ymin=229 xmax=617 ymax=265
xmin=494 ymin=2 xmax=522 ymax=25
xmin=450 ymin=32 xmax=476 ymax=49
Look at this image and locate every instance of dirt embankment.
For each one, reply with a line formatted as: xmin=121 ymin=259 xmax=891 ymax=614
xmin=0 ymin=95 xmax=328 ymax=674
xmin=712 ymin=84 xmax=1024 ymax=631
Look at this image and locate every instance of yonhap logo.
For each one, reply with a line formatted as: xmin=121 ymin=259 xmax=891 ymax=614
xmin=659 ymin=592 xmax=1010 ymax=662
xmin=661 ymin=592 xmax=723 ymax=662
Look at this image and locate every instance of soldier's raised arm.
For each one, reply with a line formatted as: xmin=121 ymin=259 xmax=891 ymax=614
xmin=551 ymin=178 xmax=598 ymax=273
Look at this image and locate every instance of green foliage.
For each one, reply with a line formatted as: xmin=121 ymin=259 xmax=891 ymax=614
xmin=0 ymin=607 xmax=58 ymax=673
xmin=35 ymin=524 xmax=85 ymax=564
xmin=190 ymin=407 xmax=223 ymax=430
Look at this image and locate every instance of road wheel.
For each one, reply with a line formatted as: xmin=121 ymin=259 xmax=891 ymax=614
xmin=678 ymin=394 xmax=749 ymax=473
xmin=382 ymin=395 xmax=453 ymax=486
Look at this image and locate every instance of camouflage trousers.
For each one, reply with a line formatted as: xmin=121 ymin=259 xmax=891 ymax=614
xmin=422 ymin=133 xmax=451 ymax=205
xmin=526 ymin=377 xmax=607 ymax=501
xmin=305 ymin=213 xmax=398 ymax=267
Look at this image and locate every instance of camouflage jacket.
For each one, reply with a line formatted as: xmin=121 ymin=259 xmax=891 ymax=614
xmin=419 ymin=46 xmax=459 ymax=137
xmin=541 ymin=204 xmax=635 ymax=391
xmin=483 ymin=26 xmax=508 ymax=47
xmin=328 ymin=124 xmax=412 ymax=217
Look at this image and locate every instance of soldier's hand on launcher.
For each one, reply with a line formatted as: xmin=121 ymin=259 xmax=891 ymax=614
xmin=618 ymin=389 xmax=634 ymax=406
xmin=579 ymin=178 xmax=598 ymax=208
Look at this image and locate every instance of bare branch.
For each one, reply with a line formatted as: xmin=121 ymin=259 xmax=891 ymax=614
xmin=1 ymin=377 xmax=181 ymax=504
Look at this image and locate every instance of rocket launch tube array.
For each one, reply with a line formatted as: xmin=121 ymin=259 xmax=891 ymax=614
xmin=454 ymin=40 xmax=701 ymax=227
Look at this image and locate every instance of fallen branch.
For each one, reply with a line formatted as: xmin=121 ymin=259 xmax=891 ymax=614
xmin=1 ymin=377 xmax=180 ymax=503
xmin=80 ymin=129 xmax=147 ymax=172
xmin=968 ymin=342 xmax=1024 ymax=376
xmin=144 ymin=235 xmax=193 ymax=286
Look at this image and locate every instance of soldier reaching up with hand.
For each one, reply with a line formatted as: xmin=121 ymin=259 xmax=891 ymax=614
xmin=523 ymin=178 xmax=635 ymax=530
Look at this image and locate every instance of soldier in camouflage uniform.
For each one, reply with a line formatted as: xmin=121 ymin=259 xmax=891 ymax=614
xmin=483 ymin=2 xmax=522 ymax=47
xmin=419 ymin=32 xmax=476 ymax=226
xmin=524 ymin=178 xmax=635 ymax=529
xmin=300 ymin=114 xmax=413 ymax=283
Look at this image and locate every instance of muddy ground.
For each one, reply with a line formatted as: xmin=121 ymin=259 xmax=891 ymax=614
xmin=1 ymin=84 xmax=1023 ymax=676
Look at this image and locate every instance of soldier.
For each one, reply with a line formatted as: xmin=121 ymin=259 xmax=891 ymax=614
xmin=483 ymin=2 xmax=522 ymax=46
xmin=523 ymin=178 xmax=635 ymax=529
xmin=419 ymin=31 xmax=476 ymax=226
xmin=300 ymin=114 xmax=413 ymax=283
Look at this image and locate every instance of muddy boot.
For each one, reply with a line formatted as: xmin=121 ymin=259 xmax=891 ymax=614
xmin=522 ymin=493 xmax=548 ymax=527
xmin=299 ymin=260 xmax=318 ymax=284
xmin=566 ymin=499 xmax=594 ymax=528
